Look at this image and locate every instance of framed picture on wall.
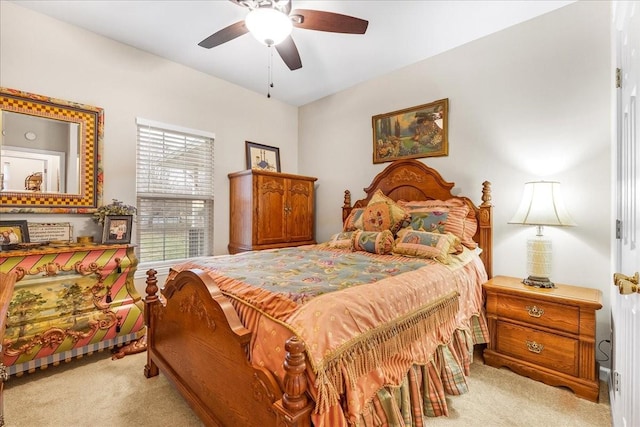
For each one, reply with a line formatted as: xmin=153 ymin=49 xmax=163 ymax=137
xmin=245 ymin=141 xmax=281 ymax=172
xmin=372 ymin=98 xmax=449 ymax=164
xmin=102 ymin=215 xmax=133 ymax=244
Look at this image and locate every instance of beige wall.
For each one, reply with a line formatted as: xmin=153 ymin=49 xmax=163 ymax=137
xmin=1 ymin=1 xmax=615 ymax=367
xmin=299 ymin=0 xmax=613 ymax=364
xmin=0 ymin=1 xmax=299 ymax=256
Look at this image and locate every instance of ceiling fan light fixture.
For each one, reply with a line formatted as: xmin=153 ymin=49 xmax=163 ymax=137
xmin=245 ymin=7 xmax=292 ymax=46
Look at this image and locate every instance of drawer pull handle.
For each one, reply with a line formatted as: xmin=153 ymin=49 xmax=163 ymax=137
xmin=526 ymin=305 xmax=544 ymax=318
xmin=526 ymin=340 xmax=544 ymax=354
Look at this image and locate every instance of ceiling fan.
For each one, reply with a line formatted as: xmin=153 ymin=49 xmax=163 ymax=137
xmin=198 ymin=0 xmax=369 ymax=71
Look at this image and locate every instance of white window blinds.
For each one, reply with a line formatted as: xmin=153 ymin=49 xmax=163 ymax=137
xmin=136 ymin=119 xmax=214 ymax=262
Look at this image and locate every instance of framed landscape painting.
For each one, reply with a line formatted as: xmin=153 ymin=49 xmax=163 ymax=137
xmin=372 ymin=98 xmax=449 ymax=164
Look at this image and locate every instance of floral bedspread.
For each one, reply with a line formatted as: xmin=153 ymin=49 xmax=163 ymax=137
xmin=171 ymin=245 xmax=488 ymax=425
xmin=174 ymin=246 xmax=434 ymax=320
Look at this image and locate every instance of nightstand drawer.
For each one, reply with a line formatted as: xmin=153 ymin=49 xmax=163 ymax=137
xmin=495 ymin=321 xmax=578 ymax=376
xmin=496 ymin=294 xmax=579 ymax=334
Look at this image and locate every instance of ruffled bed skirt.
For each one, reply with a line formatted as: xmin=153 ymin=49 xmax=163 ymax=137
xmin=230 ymin=283 xmax=489 ymax=427
xmin=313 ymin=315 xmax=489 ymax=427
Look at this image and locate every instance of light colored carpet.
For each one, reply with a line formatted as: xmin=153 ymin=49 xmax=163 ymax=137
xmin=5 ymin=351 xmax=203 ymax=427
xmin=4 ymin=349 xmax=611 ymax=426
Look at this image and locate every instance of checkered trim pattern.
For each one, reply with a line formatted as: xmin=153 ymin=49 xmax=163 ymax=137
xmin=0 ymin=88 xmax=104 ymax=213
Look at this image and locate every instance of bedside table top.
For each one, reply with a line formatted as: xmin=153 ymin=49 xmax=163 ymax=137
xmin=484 ymin=275 xmax=602 ymax=309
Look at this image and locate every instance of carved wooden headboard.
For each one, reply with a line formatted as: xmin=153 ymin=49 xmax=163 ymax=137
xmin=342 ymin=159 xmax=493 ymax=277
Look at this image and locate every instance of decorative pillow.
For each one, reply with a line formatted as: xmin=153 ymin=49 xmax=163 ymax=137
xmin=326 ymin=231 xmax=354 ymax=249
xmin=352 ymin=229 xmax=394 ymax=255
xmin=356 ymin=190 xmax=409 ymax=234
xmin=399 ymin=199 xmax=477 ymax=249
xmin=392 ymin=229 xmax=461 ymax=264
xmin=405 ymin=210 xmax=449 ymax=233
xmin=343 ymin=208 xmax=365 ymax=231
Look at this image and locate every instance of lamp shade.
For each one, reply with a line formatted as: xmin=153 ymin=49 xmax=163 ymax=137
xmin=245 ymin=8 xmax=293 ymax=46
xmin=508 ymin=181 xmax=576 ymax=227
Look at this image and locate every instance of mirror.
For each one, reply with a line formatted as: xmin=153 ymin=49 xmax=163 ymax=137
xmin=0 ymin=88 xmax=103 ymax=213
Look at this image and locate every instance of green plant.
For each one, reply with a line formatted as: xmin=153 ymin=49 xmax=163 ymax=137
xmin=93 ymin=199 xmax=137 ymax=225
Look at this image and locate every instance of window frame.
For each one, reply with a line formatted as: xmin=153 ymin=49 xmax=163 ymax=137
xmin=135 ymin=117 xmax=215 ymax=274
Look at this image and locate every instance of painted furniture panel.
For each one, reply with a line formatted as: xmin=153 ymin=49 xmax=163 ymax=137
xmin=0 ymin=244 xmax=144 ymax=376
xmin=0 ymin=271 xmax=17 ymax=426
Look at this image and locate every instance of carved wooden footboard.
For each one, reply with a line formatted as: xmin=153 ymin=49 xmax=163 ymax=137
xmin=144 ymin=268 xmax=313 ymax=427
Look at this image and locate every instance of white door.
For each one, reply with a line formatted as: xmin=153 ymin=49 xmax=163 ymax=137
xmin=613 ymin=2 xmax=639 ymax=426
xmin=616 ymin=2 xmax=639 ymax=274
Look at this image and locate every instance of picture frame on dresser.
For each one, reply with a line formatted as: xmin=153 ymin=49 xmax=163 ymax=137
xmin=102 ymin=215 xmax=133 ymax=244
xmin=27 ymin=222 xmax=73 ymax=243
xmin=246 ymin=141 xmax=281 ymax=172
xmin=0 ymin=220 xmax=29 ymax=245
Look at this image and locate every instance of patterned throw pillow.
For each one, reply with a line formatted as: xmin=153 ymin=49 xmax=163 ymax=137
xmin=357 ymin=190 xmax=409 ymax=234
xmin=352 ymin=230 xmax=394 ymax=255
xmin=399 ymin=199 xmax=477 ymax=249
xmin=392 ymin=229 xmax=461 ymax=264
xmin=343 ymin=208 xmax=365 ymax=232
xmin=327 ymin=231 xmax=354 ymax=249
xmin=405 ymin=210 xmax=449 ymax=233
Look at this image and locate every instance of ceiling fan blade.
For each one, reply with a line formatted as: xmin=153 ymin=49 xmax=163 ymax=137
xmin=198 ymin=21 xmax=248 ymax=49
xmin=275 ymin=36 xmax=302 ymax=70
xmin=291 ymin=9 xmax=368 ymax=34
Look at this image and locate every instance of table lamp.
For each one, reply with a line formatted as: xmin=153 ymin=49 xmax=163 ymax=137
xmin=508 ymin=181 xmax=576 ymax=288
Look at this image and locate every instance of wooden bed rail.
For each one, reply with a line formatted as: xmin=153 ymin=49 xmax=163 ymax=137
xmin=143 ymin=268 xmax=313 ymax=427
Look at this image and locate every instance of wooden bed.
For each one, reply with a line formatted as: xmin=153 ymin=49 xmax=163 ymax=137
xmin=143 ymin=159 xmax=493 ymax=426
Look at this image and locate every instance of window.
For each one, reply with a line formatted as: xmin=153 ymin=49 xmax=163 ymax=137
xmin=136 ymin=118 xmax=214 ymax=263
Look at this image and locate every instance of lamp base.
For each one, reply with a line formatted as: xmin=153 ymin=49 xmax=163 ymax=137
xmin=522 ymin=276 xmax=556 ymax=289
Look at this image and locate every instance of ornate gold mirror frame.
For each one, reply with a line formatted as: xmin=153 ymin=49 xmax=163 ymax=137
xmin=0 ymin=88 xmax=103 ymax=213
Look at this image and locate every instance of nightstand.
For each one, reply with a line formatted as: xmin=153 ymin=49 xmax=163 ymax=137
xmin=483 ymin=275 xmax=602 ymax=402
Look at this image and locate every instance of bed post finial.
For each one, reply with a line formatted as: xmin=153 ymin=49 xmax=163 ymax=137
xmin=342 ymin=190 xmax=353 ymax=224
xmin=481 ymin=181 xmax=492 ymax=207
xmin=145 ymin=269 xmax=159 ymax=301
xmin=343 ymin=190 xmax=352 ymax=208
xmin=273 ymin=336 xmax=313 ymax=426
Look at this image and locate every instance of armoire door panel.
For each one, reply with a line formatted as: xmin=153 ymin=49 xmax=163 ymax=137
xmin=228 ymin=169 xmax=317 ymax=253
xmin=256 ymin=175 xmax=287 ymax=244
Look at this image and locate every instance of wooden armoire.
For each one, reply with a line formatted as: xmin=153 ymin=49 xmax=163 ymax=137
xmin=228 ymin=169 xmax=317 ymax=254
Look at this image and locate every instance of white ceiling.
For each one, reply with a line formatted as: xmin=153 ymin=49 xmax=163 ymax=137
xmin=12 ymin=0 xmax=574 ymax=106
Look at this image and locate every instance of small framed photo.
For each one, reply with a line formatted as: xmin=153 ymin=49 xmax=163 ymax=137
xmin=0 ymin=220 xmax=30 ymax=244
xmin=102 ymin=215 xmax=133 ymax=244
xmin=245 ymin=141 xmax=281 ymax=172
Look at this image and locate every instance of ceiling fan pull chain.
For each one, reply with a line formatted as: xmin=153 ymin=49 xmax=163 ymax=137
xmin=267 ymin=45 xmax=274 ymax=98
